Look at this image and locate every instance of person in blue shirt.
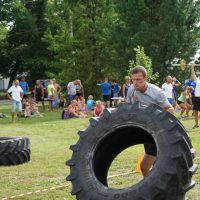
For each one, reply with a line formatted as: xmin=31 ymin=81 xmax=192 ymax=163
xmin=101 ymin=78 xmax=111 ymax=108
xmin=186 ymin=75 xmax=196 ymax=115
xmin=112 ymin=80 xmax=121 ymax=107
xmin=19 ymin=77 xmax=29 ymax=108
xmin=87 ymin=95 xmax=95 ymax=110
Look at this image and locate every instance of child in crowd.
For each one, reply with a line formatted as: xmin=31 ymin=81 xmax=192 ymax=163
xmin=78 ymin=98 xmax=89 ymax=118
xmin=91 ymin=101 xmax=104 ymax=117
xmin=87 ymin=95 xmax=95 ymax=110
xmin=68 ymin=100 xmax=83 ymax=118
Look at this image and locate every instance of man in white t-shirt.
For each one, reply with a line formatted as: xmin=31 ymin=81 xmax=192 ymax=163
xmin=191 ymin=64 xmax=200 ymax=128
xmin=161 ymin=76 xmax=174 ymax=105
xmin=67 ymin=80 xmax=78 ymax=105
xmin=6 ymin=80 xmax=24 ymax=122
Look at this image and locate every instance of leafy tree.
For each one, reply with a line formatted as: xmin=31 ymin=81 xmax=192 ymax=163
xmin=44 ymin=0 xmax=114 ymax=98
xmin=128 ymin=46 xmax=159 ymax=84
xmin=108 ymin=0 xmax=200 ymax=84
xmin=0 ymin=0 xmax=59 ymax=89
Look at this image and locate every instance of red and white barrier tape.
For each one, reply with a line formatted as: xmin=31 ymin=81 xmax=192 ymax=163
xmin=1 ymin=171 xmax=136 ymax=200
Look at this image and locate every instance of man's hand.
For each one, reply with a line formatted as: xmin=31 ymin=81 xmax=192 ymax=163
xmin=41 ymin=96 xmax=44 ymax=99
xmin=10 ymin=98 xmax=14 ymax=100
xmin=68 ymin=92 xmax=71 ymax=95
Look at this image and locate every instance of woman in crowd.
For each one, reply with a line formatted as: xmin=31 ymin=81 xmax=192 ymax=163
xmin=76 ymin=80 xmax=84 ymax=101
xmin=123 ymin=76 xmax=131 ymax=102
xmin=78 ymin=98 xmax=89 ymax=117
xmin=178 ymin=86 xmax=193 ymax=119
xmin=172 ymin=77 xmax=181 ymax=109
xmin=87 ymin=95 xmax=95 ymax=110
xmin=47 ymin=79 xmax=55 ymax=112
xmin=92 ymin=101 xmax=104 ymax=117
xmin=57 ymin=95 xmax=67 ymax=111
xmin=68 ymin=100 xmax=83 ymax=118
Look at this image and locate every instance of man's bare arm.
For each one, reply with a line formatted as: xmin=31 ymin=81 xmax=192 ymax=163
xmin=164 ymin=104 xmax=174 ymax=115
xmin=191 ymin=64 xmax=196 ymax=77
xmin=58 ymin=84 xmax=62 ymax=94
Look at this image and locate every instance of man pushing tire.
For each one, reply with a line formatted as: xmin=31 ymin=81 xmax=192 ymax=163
xmin=126 ymin=66 xmax=174 ymax=177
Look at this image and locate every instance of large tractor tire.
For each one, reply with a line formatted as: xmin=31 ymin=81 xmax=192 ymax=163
xmin=66 ymin=102 xmax=198 ymax=200
xmin=0 ymin=136 xmax=30 ymax=166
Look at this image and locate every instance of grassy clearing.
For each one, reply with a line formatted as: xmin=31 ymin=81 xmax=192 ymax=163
xmin=0 ymin=103 xmax=200 ymax=199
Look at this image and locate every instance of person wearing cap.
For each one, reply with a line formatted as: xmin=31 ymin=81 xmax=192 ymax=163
xmin=53 ymin=78 xmax=62 ymax=111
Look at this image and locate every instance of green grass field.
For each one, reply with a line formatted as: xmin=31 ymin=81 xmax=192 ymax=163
xmin=0 ymin=103 xmax=200 ymax=200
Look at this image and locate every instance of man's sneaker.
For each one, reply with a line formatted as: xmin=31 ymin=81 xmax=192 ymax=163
xmin=179 ymin=116 xmax=183 ymax=119
xmin=184 ymin=115 xmax=188 ymax=118
xmin=193 ymin=125 xmax=199 ymax=129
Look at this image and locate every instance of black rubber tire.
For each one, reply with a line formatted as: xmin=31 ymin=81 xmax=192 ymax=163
xmin=66 ymin=102 xmax=198 ymax=200
xmin=0 ymin=136 xmax=31 ymax=166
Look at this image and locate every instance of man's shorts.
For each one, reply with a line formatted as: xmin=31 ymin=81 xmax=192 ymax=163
xmin=167 ymin=98 xmax=173 ymax=105
xmin=144 ymin=144 xmax=157 ymax=157
xmin=23 ymin=94 xmax=28 ymax=99
xmin=36 ymin=95 xmax=44 ymax=102
xmin=103 ymin=95 xmax=111 ymax=102
xmin=192 ymin=93 xmax=195 ymax=105
xmin=55 ymin=94 xmax=59 ymax=102
xmin=193 ymin=97 xmax=200 ymax=111
xmin=12 ymin=100 xmax=22 ymax=113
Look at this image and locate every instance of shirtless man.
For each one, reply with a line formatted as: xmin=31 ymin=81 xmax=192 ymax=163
xmin=127 ymin=66 xmax=174 ymax=177
xmin=34 ymin=80 xmax=45 ymax=111
xmin=53 ymin=78 xmax=62 ymax=111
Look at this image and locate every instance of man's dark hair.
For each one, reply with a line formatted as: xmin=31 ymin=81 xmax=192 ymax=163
xmin=112 ymin=80 xmax=116 ymax=83
xmin=131 ymin=66 xmax=147 ymax=78
xmin=21 ymin=76 xmax=25 ymax=79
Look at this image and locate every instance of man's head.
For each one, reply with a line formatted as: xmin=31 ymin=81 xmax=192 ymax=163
xmin=36 ymin=80 xmax=40 ymax=85
xmin=166 ymin=76 xmax=172 ymax=83
xmin=112 ymin=80 xmax=116 ymax=85
xmin=14 ymin=79 xmax=19 ymax=86
xmin=104 ymin=78 xmax=108 ymax=82
xmin=131 ymin=66 xmax=148 ymax=92
xmin=190 ymin=75 xmax=195 ymax=82
xmin=73 ymin=80 xmax=78 ymax=85
xmin=52 ymin=78 xmax=56 ymax=83
xmin=21 ymin=77 xmax=25 ymax=82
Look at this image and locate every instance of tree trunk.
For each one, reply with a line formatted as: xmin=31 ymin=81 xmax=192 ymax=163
xmin=7 ymin=59 xmax=20 ymax=89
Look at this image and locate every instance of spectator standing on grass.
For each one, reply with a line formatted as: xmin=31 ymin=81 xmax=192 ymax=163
xmin=126 ymin=66 xmax=174 ymax=178
xmin=6 ymin=80 xmax=23 ymax=123
xmin=186 ymin=74 xmax=196 ymax=116
xmin=19 ymin=76 xmax=29 ymax=109
xmin=161 ymin=76 xmax=174 ymax=105
xmin=47 ymin=80 xmax=55 ymax=112
xmin=101 ymin=78 xmax=111 ymax=108
xmin=67 ymin=80 xmax=78 ymax=105
xmin=112 ymin=80 xmax=121 ymax=107
xmin=87 ymin=95 xmax=95 ymax=110
xmin=34 ymin=80 xmax=45 ymax=111
xmin=191 ymin=64 xmax=200 ymax=129
xmin=57 ymin=95 xmax=67 ymax=111
xmin=172 ymin=77 xmax=181 ymax=109
xmin=123 ymin=76 xmax=131 ymax=102
xmin=76 ymin=80 xmax=84 ymax=101
xmin=110 ymin=80 xmax=114 ymax=107
xmin=53 ymin=78 xmax=62 ymax=109
xmin=177 ymin=86 xmax=193 ymax=119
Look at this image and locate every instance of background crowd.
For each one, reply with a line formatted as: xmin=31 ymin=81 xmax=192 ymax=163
xmin=6 ymin=65 xmax=200 ymax=128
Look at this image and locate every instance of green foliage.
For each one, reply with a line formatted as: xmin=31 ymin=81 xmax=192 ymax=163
xmin=128 ymin=46 xmax=159 ymax=84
